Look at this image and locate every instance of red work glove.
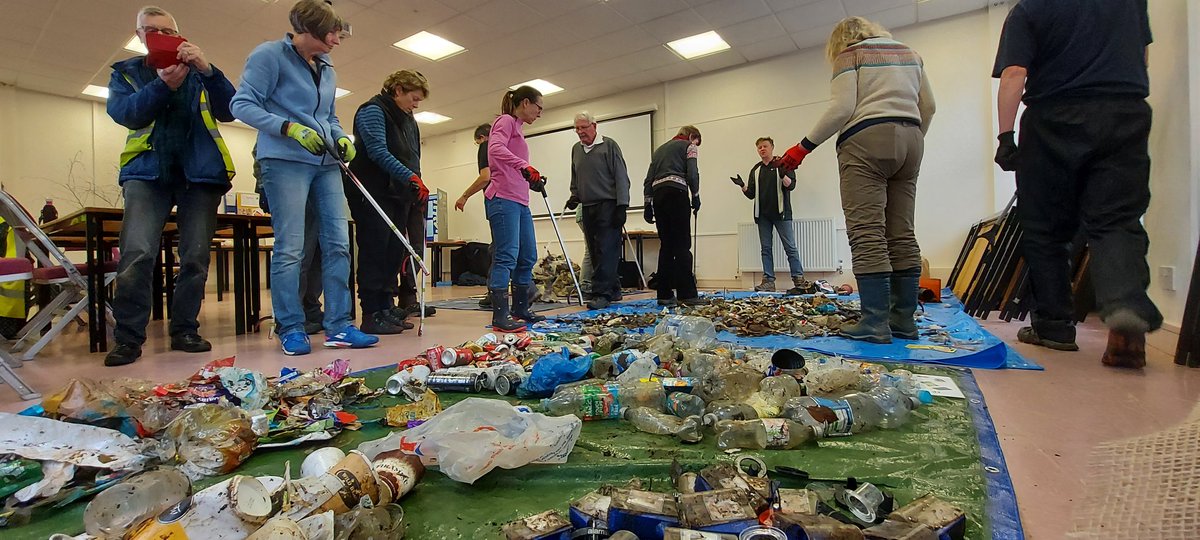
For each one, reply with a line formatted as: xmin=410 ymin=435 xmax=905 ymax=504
xmin=412 ymin=175 xmax=429 ymax=201
xmin=522 ymin=165 xmax=541 ymax=184
xmin=770 ymin=144 xmax=811 ymax=173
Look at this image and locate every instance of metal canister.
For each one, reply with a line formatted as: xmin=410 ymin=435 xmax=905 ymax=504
xmin=738 ymin=526 xmax=787 ymax=540
xmin=494 ymin=371 xmax=528 ymax=396
xmin=425 ymin=372 xmax=484 ymax=393
xmin=438 ymin=347 xmax=471 ymax=369
xmin=475 ymin=333 xmax=499 ymax=346
xmin=503 ymin=332 xmax=520 ymax=346
xmin=514 ymin=335 xmax=533 ymax=350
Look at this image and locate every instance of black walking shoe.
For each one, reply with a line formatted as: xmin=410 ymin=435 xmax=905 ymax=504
xmin=1017 ymin=327 xmax=1079 ymax=351
xmin=362 ymin=311 xmax=406 ymax=335
xmin=104 ymin=342 xmax=142 ymax=367
xmin=490 ymin=288 xmax=527 ymax=332
xmin=680 ymin=297 xmax=708 ymax=307
xmin=170 ymin=333 xmax=212 ymax=353
xmin=587 ymin=296 xmax=611 ymax=310
xmin=303 ymin=320 xmax=324 ymax=335
xmin=657 ymin=298 xmax=678 ymax=308
xmin=383 ymin=307 xmax=416 ymax=330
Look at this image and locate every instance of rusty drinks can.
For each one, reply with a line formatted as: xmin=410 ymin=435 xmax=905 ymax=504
xmin=494 ymin=371 xmax=528 ymax=396
xmin=426 ymin=372 xmax=484 ymax=393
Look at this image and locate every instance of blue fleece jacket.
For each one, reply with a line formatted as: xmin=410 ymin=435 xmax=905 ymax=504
xmin=230 ymin=34 xmax=347 ymax=167
xmin=106 ymin=57 xmax=236 ymax=187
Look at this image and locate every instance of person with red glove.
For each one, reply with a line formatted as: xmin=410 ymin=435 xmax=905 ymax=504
xmin=346 ymin=69 xmax=433 ymax=335
xmin=777 ymin=16 xmax=935 ymax=344
xmin=484 ymin=85 xmax=546 ymax=332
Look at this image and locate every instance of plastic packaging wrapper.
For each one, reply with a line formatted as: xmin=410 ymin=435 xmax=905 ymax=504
xmin=518 ymin=347 xmax=594 ymax=398
xmin=655 ymin=315 xmax=718 ymax=349
xmin=40 ymin=379 xmax=142 ymax=437
xmin=83 ymin=467 xmax=191 ymax=538
xmin=383 ymin=389 xmax=442 ymax=427
xmin=0 ymin=458 xmax=43 ymax=499
xmin=215 ymin=367 xmax=270 ymax=411
xmin=164 ymin=404 xmax=259 ymax=480
xmin=398 ymin=397 xmax=582 ymax=484
xmin=0 ymin=412 xmax=147 ymax=471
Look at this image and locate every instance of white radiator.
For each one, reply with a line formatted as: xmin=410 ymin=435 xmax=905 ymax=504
xmin=738 ymin=218 xmax=839 ymax=273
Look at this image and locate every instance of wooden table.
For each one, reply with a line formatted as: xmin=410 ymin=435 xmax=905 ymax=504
xmin=42 ymin=208 xmax=274 ymax=351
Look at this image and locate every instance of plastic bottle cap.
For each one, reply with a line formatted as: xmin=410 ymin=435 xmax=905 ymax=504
xmin=918 ymin=390 xmax=933 ymax=404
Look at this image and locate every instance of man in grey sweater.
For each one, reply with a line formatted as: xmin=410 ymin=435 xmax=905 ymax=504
xmin=566 ymin=111 xmax=631 ymax=309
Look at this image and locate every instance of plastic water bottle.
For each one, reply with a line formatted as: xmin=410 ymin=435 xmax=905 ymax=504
xmin=616 ymin=354 xmax=658 ymax=383
xmin=697 ymin=364 xmax=763 ymax=402
xmin=665 ymin=392 xmax=706 ymax=418
xmin=655 ymin=315 xmax=717 ymax=349
xmin=782 ymin=386 xmax=921 ymax=437
xmin=541 ymin=381 xmax=665 ymax=420
xmin=622 ymin=406 xmax=703 ymax=443
xmin=681 ymin=349 xmax=729 ymax=379
xmin=871 ymin=369 xmax=934 ymax=404
xmin=714 ymin=419 xmax=815 ymax=450
xmin=802 ymin=356 xmax=868 ymax=396
xmin=701 ymin=401 xmax=758 ymax=426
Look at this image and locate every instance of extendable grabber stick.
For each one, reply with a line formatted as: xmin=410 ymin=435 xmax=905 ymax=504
xmin=524 ymin=171 xmax=586 ymax=304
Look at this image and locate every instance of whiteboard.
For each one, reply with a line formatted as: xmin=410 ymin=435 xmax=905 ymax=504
xmin=524 ymin=112 xmax=652 ymax=216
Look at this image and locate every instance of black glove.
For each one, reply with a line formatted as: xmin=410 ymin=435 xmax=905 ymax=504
xmin=643 ymin=204 xmax=654 ymax=224
xmin=730 ymin=174 xmax=744 ymax=188
xmin=691 ymin=194 xmax=701 ymax=215
xmin=995 ymin=131 xmax=1018 ymax=172
xmin=614 ymin=205 xmax=628 ymax=228
xmin=565 ymin=195 xmax=580 ymax=210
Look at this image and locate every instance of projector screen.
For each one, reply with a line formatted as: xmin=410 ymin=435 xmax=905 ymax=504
xmin=524 ymin=112 xmax=653 ymax=217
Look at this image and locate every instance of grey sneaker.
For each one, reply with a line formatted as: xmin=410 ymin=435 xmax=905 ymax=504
xmin=754 ymin=277 xmax=776 ymax=292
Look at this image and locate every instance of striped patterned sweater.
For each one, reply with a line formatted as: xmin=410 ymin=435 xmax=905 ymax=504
xmin=803 ymin=37 xmax=936 ymax=150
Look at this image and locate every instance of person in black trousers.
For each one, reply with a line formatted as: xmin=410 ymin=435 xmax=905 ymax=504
xmin=644 ymin=125 xmax=704 ymax=307
xmin=567 ymin=111 xmax=631 ymax=310
xmin=346 ymin=70 xmax=432 ymax=334
xmin=993 ymin=0 xmax=1161 ymax=368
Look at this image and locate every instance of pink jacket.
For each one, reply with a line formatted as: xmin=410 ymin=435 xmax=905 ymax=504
xmin=485 ymin=114 xmax=531 ymax=206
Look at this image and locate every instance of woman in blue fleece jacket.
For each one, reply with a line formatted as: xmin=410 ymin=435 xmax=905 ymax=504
xmin=230 ymin=0 xmax=377 ymax=355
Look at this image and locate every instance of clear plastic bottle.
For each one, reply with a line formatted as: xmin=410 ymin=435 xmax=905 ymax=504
xmin=697 ymin=364 xmax=763 ymax=402
xmin=622 ymin=406 xmax=704 ymax=443
xmin=702 ymin=401 xmax=759 ymax=426
xmin=665 ymin=392 xmax=706 ymax=418
xmin=759 ymin=376 xmax=802 ymax=403
xmin=590 ymin=354 xmax=617 ymax=379
xmin=714 ymin=419 xmax=814 ymax=450
xmin=616 ymin=354 xmax=658 ymax=383
xmin=84 ymin=468 xmax=192 ymax=537
xmin=802 ymin=356 xmax=867 ymax=396
xmin=655 ymin=315 xmax=718 ymax=349
xmin=782 ymin=386 xmax=921 ymax=437
xmin=681 ymin=349 xmax=728 ymax=379
xmin=541 ymin=381 xmax=666 ymax=420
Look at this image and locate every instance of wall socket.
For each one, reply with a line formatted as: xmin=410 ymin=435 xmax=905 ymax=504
xmin=1159 ymin=266 xmax=1176 ymax=291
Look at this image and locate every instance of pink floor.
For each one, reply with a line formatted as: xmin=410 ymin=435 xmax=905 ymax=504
xmin=2 ymin=286 xmax=1197 ymax=539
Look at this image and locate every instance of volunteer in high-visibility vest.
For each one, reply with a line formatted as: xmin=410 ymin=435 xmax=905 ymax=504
xmin=104 ymin=5 xmax=236 ymax=367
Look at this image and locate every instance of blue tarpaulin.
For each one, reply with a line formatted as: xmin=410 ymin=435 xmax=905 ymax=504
xmin=536 ymin=290 xmax=1042 ymax=370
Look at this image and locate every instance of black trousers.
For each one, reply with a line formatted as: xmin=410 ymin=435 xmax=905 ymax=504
xmin=652 ymin=187 xmax=697 ymax=301
xmin=1016 ymin=97 xmax=1162 ymax=341
xmin=396 ymin=197 xmax=426 ymax=308
xmin=583 ymin=200 xmax=625 ymax=300
xmin=346 ymin=181 xmax=421 ymax=314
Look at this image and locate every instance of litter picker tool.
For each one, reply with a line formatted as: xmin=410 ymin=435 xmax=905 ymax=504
xmin=525 ymin=170 xmax=585 ymax=304
xmin=326 ymin=143 xmax=430 ymax=335
xmin=622 ymin=227 xmax=649 ymax=289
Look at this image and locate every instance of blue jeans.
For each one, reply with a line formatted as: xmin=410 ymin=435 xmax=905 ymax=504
xmin=758 ymin=218 xmax=803 ymax=280
xmin=113 ymin=177 xmax=224 ymax=345
xmin=485 ymin=197 xmax=536 ymax=289
xmin=259 ymin=158 xmax=351 ymax=335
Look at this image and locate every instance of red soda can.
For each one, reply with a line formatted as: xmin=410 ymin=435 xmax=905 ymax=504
xmin=424 ymin=346 xmax=446 ymax=368
xmin=515 ymin=335 xmax=533 ymax=350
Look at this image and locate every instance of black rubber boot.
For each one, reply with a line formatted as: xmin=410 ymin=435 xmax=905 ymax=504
xmin=841 ymin=273 xmax=893 ymax=344
xmin=511 ymin=284 xmax=546 ymax=323
xmin=490 ymin=288 xmax=527 ymax=332
xmin=889 ymin=268 xmax=921 ymax=340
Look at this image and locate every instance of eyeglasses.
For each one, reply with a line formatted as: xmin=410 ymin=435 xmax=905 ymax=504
xmin=139 ymin=25 xmax=179 ymax=36
xmin=533 ymin=102 xmax=543 ymax=112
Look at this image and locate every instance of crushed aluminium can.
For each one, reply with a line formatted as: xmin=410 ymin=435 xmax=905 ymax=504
xmin=425 ymin=372 xmax=484 ymax=393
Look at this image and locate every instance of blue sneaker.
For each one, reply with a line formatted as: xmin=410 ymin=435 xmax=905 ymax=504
xmin=279 ymin=330 xmax=311 ymax=356
xmin=325 ymin=325 xmax=379 ymax=349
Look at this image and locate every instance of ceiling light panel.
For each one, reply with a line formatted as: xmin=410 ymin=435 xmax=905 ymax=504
xmin=82 ymin=85 xmax=110 ymax=99
xmin=393 ymin=31 xmax=466 ymax=61
xmin=414 ymin=111 xmax=452 ymax=124
xmin=509 ymin=79 xmax=564 ymax=96
xmin=666 ymin=31 xmax=731 ymax=59
xmin=124 ymin=35 xmax=147 ymax=54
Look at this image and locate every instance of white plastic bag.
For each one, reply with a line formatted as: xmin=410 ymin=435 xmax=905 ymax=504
xmin=397 ymin=397 xmax=582 ymax=484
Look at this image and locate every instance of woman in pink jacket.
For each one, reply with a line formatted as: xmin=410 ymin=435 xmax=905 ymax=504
xmin=484 ymin=85 xmax=545 ymax=332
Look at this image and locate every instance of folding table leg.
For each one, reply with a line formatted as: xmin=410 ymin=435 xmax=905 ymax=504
xmin=0 ymin=350 xmax=39 ymax=400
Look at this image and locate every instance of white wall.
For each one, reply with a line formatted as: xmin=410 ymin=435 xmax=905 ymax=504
xmin=421 ymin=10 xmax=1001 ymax=287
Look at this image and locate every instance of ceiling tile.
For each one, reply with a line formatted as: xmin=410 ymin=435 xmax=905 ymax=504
xmin=843 ymin=0 xmax=913 ymax=15
xmin=718 ymin=15 xmax=788 ymax=47
xmin=868 ymin=4 xmax=918 ymax=31
xmin=765 ymin=0 xmax=823 ymax=11
xmin=651 ymin=61 xmax=702 ymax=83
xmin=694 ymin=0 xmax=773 ymax=28
xmin=689 ymin=50 xmax=747 ymax=72
xmin=466 ymin=0 xmax=549 ymax=30
xmin=371 ymin=0 xmax=457 ymax=29
xmin=791 ymin=26 xmax=832 ymax=50
xmin=639 ymin=10 xmax=712 ymax=42
xmin=425 ymin=14 xmax=495 ymax=49
xmin=775 ymin=0 xmax=847 ymax=33
xmin=737 ymin=36 xmax=799 ymax=62
xmin=517 ymin=0 xmax=597 ymax=19
xmin=542 ymin=3 xmax=631 ymax=43
xmin=437 ymin=0 xmax=492 ymax=13
xmin=581 ymin=26 xmax=662 ymax=59
xmin=918 ymin=0 xmax=988 ymax=21
xmin=605 ymin=0 xmax=692 ymax=24
xmin=620 ymin=46 xmax=686 ymax=72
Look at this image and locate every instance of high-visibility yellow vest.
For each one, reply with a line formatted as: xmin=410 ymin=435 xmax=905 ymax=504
xmin=118 ymin=74 xmax=236 ymax=180
xmin=0 ymin=218 xmax=25 ymax=319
